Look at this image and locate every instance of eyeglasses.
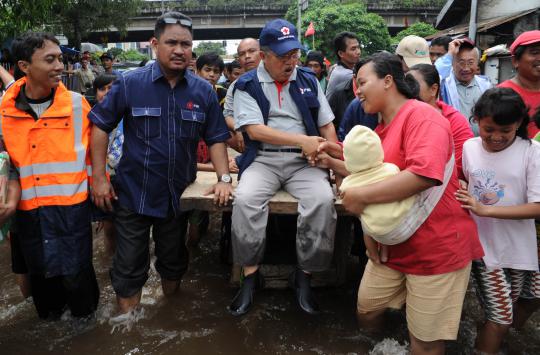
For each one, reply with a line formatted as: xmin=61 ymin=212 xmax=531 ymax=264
xmin=270 ymin=50 xmax=301 ymax=62
xmin=161 ymin=17 xmax=192 ymax=29
xmin=456 ymin=60 xmax=477 ymax=69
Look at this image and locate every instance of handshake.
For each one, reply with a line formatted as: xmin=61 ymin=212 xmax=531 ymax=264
xmin=298 ymin=135 xmax=327 ymax=161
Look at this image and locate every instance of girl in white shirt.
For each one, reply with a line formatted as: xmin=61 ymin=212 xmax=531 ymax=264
xmin=457 ymin=87 xmax=540 ymax=354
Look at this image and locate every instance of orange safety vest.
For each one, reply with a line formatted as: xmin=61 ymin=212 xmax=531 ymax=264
xmin=0 ymin=78 xmax=92 ymax=211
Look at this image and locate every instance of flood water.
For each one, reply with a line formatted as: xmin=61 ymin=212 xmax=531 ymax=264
xmin=1 ymin=214 xmax=540 ymax=355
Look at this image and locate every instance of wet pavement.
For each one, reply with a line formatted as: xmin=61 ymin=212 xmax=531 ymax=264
xmin=0 ymin=214 xmax=539 ymax=354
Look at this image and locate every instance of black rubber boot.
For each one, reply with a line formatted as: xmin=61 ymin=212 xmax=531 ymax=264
xmin=229 ymin=270 xmax=262 ymax=316
xmin=289 ymin=268 xmax=320 ymax=315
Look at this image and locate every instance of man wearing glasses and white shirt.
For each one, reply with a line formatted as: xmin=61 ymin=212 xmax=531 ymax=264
xmin=229 ymin=19 xmax=338 ymax=316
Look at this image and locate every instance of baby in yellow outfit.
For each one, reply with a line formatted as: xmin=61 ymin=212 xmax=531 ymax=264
xmin=340 ymin=125 xmax=415 ymax=247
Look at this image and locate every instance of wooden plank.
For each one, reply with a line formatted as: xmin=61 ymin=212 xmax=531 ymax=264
xmin=180 ymin=171 xmax=350 ymax=215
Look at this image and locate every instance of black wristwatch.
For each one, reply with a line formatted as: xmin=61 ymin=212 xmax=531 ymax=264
xmin=219 ymin=174 xmax=232 ymax=184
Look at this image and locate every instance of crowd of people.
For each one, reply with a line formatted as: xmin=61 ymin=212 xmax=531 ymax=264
xmin=0 ymin=10 xmax=539 ymax=355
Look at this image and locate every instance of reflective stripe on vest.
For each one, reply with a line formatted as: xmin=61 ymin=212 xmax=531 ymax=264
xmin=21 ymin=182 xmax=87 ymax=200
xmin=17 ymin=93 xmax=85 ymax=178
xmin=19 ymin=92 xmax=88 ymax=206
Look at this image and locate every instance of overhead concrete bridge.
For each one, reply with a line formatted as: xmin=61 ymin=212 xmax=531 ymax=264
xmin=85 ymin=0 xmax=442 ymax=43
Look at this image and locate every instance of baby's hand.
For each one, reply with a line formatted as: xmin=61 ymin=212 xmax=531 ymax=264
xmin=364 ymin=234 xmax=386 ymax=264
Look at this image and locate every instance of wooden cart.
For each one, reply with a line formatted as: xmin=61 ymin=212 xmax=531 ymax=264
xmin=180 ymin=171 xmax=355 ymax=288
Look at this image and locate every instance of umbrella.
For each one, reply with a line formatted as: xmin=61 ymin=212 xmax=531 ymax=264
xmin=60 ymin=45 xmax=80 ymax=56
xmin=81 ymin=42 xmax=103 ymax=53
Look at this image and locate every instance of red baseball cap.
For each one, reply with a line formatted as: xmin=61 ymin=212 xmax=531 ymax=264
xmin=510 ymin=30 xmax=540 ymax=55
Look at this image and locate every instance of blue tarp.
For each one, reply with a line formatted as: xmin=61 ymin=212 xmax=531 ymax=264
xmin=60 ymin=45 xmax=80 ymax=56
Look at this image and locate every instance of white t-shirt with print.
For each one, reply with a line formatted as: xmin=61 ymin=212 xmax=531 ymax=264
xmin=462 ymin=137 xmax=540 ymax=271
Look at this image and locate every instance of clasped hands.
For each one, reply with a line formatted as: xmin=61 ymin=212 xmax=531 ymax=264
xmin=301 ymin=137 xmax=338 ymax=170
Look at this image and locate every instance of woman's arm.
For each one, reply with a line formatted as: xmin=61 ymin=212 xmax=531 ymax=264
xmin=456 ymin=189 xmax=540 ymax=219
xmin=341 ymin=170 xmax=437 ymax=216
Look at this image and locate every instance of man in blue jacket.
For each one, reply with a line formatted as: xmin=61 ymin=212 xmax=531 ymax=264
xmin=229 ymin=19 xmax=338 ymax=316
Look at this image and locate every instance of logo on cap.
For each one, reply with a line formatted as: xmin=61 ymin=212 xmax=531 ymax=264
xmin=281 ymin=27 xmax=290 ymax=36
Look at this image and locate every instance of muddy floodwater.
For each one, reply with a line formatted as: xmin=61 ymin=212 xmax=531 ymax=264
xmin=1 ymin=215 xmax=540 ymax=354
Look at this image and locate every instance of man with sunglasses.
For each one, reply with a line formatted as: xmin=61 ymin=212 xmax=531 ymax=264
xmin=89 ymin=11 xmax=232 ymax=316
xmin=229 ymin=19 xmax=338 ymax=316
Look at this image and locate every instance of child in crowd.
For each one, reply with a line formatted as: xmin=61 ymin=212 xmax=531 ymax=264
xmin=190 ymin=52 xmax=237 ymax=247
xmin=196 ymin=52 xmax=227 ymax=109
xmin=223 ymin=60 xmax=242 ymax=88
xmin=456 ymin=88 xmax=540 ymax=354
xmin=195 ymin=52 xmax=231 ymax=172
xmin=93 ymin=74 xmax=122 ymax=255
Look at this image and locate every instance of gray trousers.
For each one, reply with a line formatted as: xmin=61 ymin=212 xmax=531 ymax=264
xmin=232 ymin=152 xmax=337 ymax=272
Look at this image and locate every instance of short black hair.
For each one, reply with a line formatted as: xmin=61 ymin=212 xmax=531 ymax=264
xmin=226 ymin=60 xmax=241 ymax=72
xmin=333 ymin=32 xmax=359 ymax=60
xmin=356 ymin=52 xmax=419 ymax=100
xmin=11 ymin=32 xmax=60 ymax=63
xmin=155 ymin=11 xmax=193 ymax=39
xmin=430 ymin=36 xmax=452 ymax=51
xmin=93 ymin=73 xmax=117 ymax=91
xmin=473 ymin=87 xmax=530 ymax=141
xmin=196 ymin=52 xmax=224 ymax=72
xmin=408 ymin=63 xmax=441 ymax=97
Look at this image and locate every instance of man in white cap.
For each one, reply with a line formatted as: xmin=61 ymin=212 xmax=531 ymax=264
xmin=229 ymin=18 xmax=338 ymax=316
xmin=395 ymin=35 xmax=432 ymax=72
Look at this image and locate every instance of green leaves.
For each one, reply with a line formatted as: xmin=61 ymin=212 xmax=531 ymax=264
xmin=50 ymin=0 xmax=143 ymax=49
xmin=0 ymin=0 xmax=56 ymax=41
xmin=286 ymin=0 xmax=392 ymax=60
xmin=0 ymin=0 xmax=143 ymax=49
xmin=391 ymin=22 xmax=437 ymax=45
xmin=194 ymin=42 xmax=226 ymax=56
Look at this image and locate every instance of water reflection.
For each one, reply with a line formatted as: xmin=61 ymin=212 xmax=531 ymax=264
xmin=0 ymin=215 xmax=539 ymax=354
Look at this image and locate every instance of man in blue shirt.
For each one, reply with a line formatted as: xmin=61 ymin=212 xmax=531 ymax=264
xmin=89 ymin=12 xmax=233 ymax=315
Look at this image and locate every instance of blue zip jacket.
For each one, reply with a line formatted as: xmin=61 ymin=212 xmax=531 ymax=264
xmin=234 ymin=67 xmax=321 ymax=178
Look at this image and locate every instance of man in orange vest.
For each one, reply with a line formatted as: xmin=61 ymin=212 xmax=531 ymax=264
xmin=0 ymin=32 xmax=99 ymax=319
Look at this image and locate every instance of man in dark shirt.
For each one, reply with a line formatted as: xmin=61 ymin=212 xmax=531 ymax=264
xmin=100 ymin=52 xmax=122 ymax=77
xmin=89 ymin=12 xmax=233 ymax=315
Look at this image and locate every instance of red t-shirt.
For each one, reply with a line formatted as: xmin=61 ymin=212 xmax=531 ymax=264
xmin=375 ymin=100 xmax=484 ymax=275
xmin=498 ymin=80 xmax=540 ymax=138
xmin=437 ymin=100 xmax=474 ymax=180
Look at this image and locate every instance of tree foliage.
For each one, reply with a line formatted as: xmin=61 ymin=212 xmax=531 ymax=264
xmin=117 ymin=49 xmax=148 ymax=61
xmin=49 ymin=0 xmax=143 ymax=50
xmin=0 ymin=1 xmax=55 ymax=43
xmin=194 ymin=41 xmax=226 ymax=56
xmin=173 ymin=0 xmax=290 ymax=8
xmin=391 ymin=22 xmax=437 ymax=44
xmin=0 ymin=0 xmax=143 ymax=50
xmin=286 ymin=0 xmax=392 ymax=61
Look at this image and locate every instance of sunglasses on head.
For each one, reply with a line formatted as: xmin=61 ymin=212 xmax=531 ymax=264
xmin=161 ymin=17 xmax=192 ymax=28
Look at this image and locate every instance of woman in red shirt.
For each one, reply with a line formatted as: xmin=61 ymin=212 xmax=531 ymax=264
xmin=341 ymin=53 xmax=483 ymax=354
xmin=406 ymin=63 xmax=474 ymax=180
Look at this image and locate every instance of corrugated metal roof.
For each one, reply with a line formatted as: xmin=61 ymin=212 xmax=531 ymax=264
xmin=427 ymin=9 xmax=538 ymax=39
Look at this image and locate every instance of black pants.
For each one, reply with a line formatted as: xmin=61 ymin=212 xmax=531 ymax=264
xmin=110 ymin=204 xmax=189 ymax=298
xmin=31 ymin=264 xmax=99 ymax=319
